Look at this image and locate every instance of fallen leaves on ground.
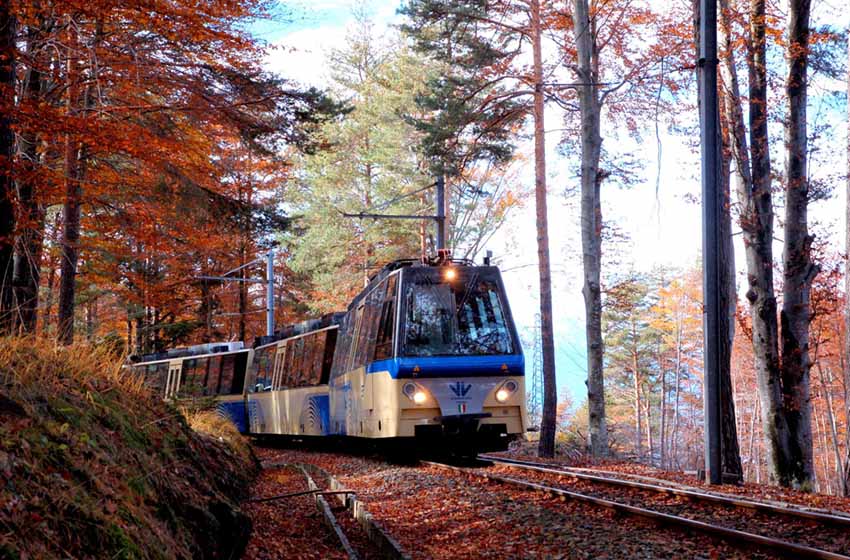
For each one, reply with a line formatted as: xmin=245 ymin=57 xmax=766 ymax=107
xmin=243 ymin=465 xmax=348 ymax=560
xmin=254 ymin=447 xmax=769 ymax=559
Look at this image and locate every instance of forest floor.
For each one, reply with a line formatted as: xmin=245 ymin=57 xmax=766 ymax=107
xmin=250 ymin=444 xmax=811 ymax=559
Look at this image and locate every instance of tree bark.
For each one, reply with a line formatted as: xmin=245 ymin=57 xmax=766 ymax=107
xmin=670 ymin=321 xmax=683 ymax=469
xmin=12 ymin=22 xmax=45 ymax=333
xmin=574 ymin=0 xmax=608 ymax=457
xmin=531 ymin=0 xmax=557 ymax=458
xmin=660 ymin=342 xmax=667 ymax=467
xmin=0 ymin=1 xmax=16 ymax=333
xmin=815 ymin=365 xmax=844 ymax=492
xmin=715 ymin=8 xmax=744 ymax=480
xmin=632 ymin=341 xmax=643 ymax=459
xmin=842 ymin=24 xmax=850 ymax=496
xmin=779 ymin=0 xmax=815 ymax=489
xmin=728 ymin=0 xmax=786 ymax=487
xmin=57 ymin=22 xmax=82 ymax=345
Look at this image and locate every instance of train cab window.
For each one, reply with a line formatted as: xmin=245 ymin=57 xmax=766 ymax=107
xmin=374 ymin=275 xmax=398 ymax=361
xmin=402 ymin=268 xmax=515 ymax=357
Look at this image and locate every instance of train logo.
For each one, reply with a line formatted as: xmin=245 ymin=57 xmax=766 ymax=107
xmin=450 ymin=382 xmax=472 ymax=398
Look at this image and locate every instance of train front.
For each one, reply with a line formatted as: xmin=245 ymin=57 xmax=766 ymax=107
xmin=391 ymin=262 xmax=527 ymax=452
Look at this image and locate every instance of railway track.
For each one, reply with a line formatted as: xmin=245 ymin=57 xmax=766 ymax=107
xmin=424 ymin=458 xmax=850 ymax=559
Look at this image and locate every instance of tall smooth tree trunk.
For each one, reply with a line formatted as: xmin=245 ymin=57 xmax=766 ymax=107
xmin=0 ymin=1 xmax=15 ymax=333
xmin=42 ymin=238 xmax=57 ymax=335
xmin=843 ymin=29 xmax=850 ymax=496
xmin=660 ymin=345 xmax=667 ymax=467
xmin=574 ymin=0 xmax=608 ymax=457
xmin=13 ymin=23 xmax=45 ymax=333
xmin=531 ymin=0 xmax=557 ymax=458
xmin=714 ymin=13 xmax=744 ymax=479
xmin=815 ymin=365 xmax=844 ymax=491
xmin=670 ymin=323 xmax=683 ymax=469
xmin=644 ymin=390 xmax=653 ymax=462
xmin=632 ymin=346 xmax=643 ymax=459
xmin=57 ymin=23 xmax=82 ymax=345
xmin=725 ymin=0 xmax=786 ymax=487
xmin=779 ymin=0 xmax=815 ymax=489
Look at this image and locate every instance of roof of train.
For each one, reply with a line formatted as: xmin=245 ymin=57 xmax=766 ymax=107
xmin=252 ymin=311 xmax=345 ymax=348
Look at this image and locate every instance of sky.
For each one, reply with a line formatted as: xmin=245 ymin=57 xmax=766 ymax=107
xmin=256 ymin=0 xmax=850 ymax=410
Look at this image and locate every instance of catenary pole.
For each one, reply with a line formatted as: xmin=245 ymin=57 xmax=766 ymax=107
xmin=699 ymin=0 xmax=722 ymax=484
xmin=266 ymin=248 xmax=275 ymax=337
xmin=435 ymin=175 xmax=446 ymax=251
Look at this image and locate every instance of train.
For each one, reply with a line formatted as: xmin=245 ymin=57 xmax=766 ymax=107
xmin=130 ymin=257 xmax=528 ymax=453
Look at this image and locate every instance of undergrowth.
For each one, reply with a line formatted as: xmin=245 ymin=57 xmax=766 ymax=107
xmin=0 ymin=337 xmax=258 ymax=559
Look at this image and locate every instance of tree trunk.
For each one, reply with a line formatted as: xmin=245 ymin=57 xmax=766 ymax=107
xmin=779 ymin=0 xmax=815 ymax=489
xmin=843 ymin=25 xmax=850 ymax=497
xmin=670 ymin=323 xmax=683 ymax=469
xmin=726 ymin=0 xmax=786 ymax=487
xmin=574 ymin=0 xmax=608 ymax=457
xmin=644 ymin=388 xmax=653 ymax=463
xmin=12 ymin=23 xmax=45 ymax=333
xmin=816 ymin=365 xmax=844 ymax=491
xmin=714 ymin=16 xmax=744 ymax=479
xmin=0 ymin=1 xmax=16 ymax=333
xmin=531 ymin=0 xmax=557 ymax=458
xmin=660 ymin=345 xmax=667 ymax=467
xmin=42 ymin=236 xmax=57 ymax=335
xmin=633 ymin=346 xmax=643 ymax=459
xmin=57 ymin=21 xmax=83 ymax=345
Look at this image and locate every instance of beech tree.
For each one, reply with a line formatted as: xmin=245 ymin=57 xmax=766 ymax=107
xmin=844 ymin=24 xmax=850 ymax=496
xmin=715 ymin=0 xmax=820 ymax=488
xmin=558 ymin=0 xmax=696 ymax=458
xmin=0 ymin=0 xmax=14 ymax=333
xmin=1 ymin=1 xmax=339 ymax=346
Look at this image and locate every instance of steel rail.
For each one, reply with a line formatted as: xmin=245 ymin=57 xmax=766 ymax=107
xmin=299 ymin=462 xmax=412 ymax=560
xmin=297 ymin=465 xmax=360 ymax=560
xmin=423 ymin=461 xmax=850 ymax=560
xmin=479 ymin=455 xmax=850 ymax=527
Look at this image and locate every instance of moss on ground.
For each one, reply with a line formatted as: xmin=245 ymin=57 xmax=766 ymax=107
xmin=0 ymin=338 xmax=258 ymax=560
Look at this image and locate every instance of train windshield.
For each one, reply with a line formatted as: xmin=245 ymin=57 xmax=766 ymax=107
xmin=401 ymin=267 xmax=515 ymax=357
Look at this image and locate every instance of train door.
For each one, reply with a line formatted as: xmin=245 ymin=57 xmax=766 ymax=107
xmin=165 ymin=362 xmax=182 ymax=399
xmin=270 ymin=342 xmax=286 ymax=434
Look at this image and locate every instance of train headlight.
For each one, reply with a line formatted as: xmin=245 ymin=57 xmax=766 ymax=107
xmin=444 ymin=267 xmax=457 ymax=281
xmin=496 ymin=380 xmax=518 ymax=402
xmin=404 ymin=382 xmax=428 ymax=404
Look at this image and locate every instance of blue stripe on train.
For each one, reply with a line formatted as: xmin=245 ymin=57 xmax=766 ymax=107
xmin=216 ymin=399 xmax=248 ymax=434
xmin=365 ymin=354 xmax=524 ymax=378
xmin=308 ymin=394 xmax=330 ymax=435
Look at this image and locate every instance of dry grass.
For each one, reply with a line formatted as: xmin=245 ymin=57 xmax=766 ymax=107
xmin=182 ymin=407 xmax=254 ymax=464
xmin=0 ymin=336 xmax=146 ymax=397
xmin=0 ymin=336 xmax=257 ymax=560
